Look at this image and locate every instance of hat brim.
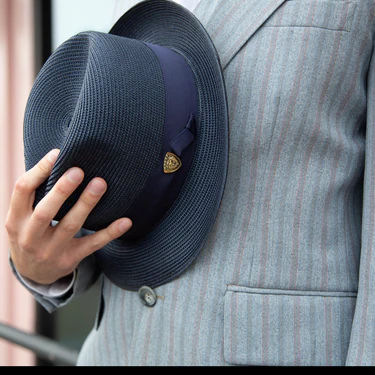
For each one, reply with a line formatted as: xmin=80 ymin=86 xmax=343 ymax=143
xmin=96 ymin=0 xmax=229 ymax=290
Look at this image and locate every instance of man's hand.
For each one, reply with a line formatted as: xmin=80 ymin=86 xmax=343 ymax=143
xmin=5 ymin=149 xmax=132 ymax=285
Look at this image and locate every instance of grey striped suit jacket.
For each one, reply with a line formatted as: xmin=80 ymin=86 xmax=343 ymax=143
xmin=21 ymin=0 xmax=375 ymax=366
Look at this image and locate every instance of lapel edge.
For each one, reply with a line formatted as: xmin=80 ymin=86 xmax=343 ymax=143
xmin=200 ymin=0 xmax=287 ymax=70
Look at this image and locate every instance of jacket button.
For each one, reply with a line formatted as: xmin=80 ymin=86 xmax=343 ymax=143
xmin=138 ymin=286 xmax=157 ymax=307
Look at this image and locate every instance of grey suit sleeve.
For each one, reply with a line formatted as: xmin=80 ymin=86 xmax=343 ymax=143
xmin=9 ymin=228 xmax=101 ymax=314
xmin=346 ymin=44 xmax=375 ymax=366
xmin=10 ymin=253 xmax=100 ymax=313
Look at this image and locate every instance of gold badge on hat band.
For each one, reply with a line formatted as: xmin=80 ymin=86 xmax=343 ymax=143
xmin=164 ymin=152 xmax=182 ymax=173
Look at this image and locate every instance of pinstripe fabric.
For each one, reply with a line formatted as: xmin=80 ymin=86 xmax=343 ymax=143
xmin=23 ymin=0 xmax=375 ymax=366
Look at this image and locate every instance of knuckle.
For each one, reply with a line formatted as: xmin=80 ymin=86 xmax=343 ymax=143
xmin=89 ymin=235 xmax=105 ymax=251
xmin=60 ymin=222 xmax=80 ymax=236
xmin=33 ymin=251 xmax=49 ymax=264
xmin=93 ymin=226 xmax=119 ymax=249
xmin=32 ymin=207 xmax=51 ymax=224
xmin=14 ymin=176 xmax=29 ymax=194
xmin=89 ymin=238 xmax=101 ymax=251
xmin=80 ymin=195 xmax=98 ymax=208
xmin=5 ymin=218 xmax=15 ymax=236
xmin=36 ymin=160 xmax=51 ymax=176
xmin=100 ymin=224 xmax=122 ymax=245
xmin=110 ymin=224 xmax=122 ymax=239
xmin=53 ymin=183 xmax=70 ymax=197
xmin=18 ymin=237 xmax=34 ymax=253
xmin=57 ymin=256 xmax=74 ymax=273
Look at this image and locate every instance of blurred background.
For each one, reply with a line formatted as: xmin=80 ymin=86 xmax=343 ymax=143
xmin=0 ymin=0 xmax=141 ymax=366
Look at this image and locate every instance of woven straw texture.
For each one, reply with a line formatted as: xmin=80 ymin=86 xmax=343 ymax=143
xmin=24 ymin=0 xmax=228 ymax=290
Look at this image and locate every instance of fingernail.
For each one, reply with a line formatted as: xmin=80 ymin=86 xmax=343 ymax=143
xmin=118 ymin=218 xmax=131 ymax=233
xmin=66 ymin=168 xmax=83 ymax=183
xmin=88 ymin=179 xmax=106 ymax=195
xmin=47 ymin=149 xmax=60 ymax=163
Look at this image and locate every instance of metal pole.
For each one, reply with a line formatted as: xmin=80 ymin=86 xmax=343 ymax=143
xmin=0 ymin=322 xmax=79 ymax=366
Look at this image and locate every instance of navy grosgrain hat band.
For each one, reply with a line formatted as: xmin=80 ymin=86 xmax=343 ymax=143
xmin=122 ymin=42 xmax=198 ymax=239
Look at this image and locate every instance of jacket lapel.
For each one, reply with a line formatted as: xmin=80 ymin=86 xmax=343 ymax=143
xmin=194 ymin=0 xmax=287 ymax=69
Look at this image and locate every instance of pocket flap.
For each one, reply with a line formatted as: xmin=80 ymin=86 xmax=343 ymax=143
xmin=224 ymin=286 xmax=356 ymax=366
xmin=264 ymin=1 xmax=357 ymax=32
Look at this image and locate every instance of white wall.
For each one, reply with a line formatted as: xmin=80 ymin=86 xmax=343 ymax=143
xmin=52 ymin=0 xmax=140 ymax=50
xmin=51 ymin=0 xmax=201 ymax=50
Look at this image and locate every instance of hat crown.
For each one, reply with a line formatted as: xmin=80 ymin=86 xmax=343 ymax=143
xmin=25 ymin=31 xmax=167 ymax=231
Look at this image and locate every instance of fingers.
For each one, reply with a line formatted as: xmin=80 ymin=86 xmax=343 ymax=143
xmin=73 ymin=218 xmax=132 ymax=261
xmin=28 ymin=167 xmax=84 ymax=235
xmin=26 ymin=149 xmax=61 ymax=190
xmin=8 ymin=149 xmax=60 ymax=219
xmin=52 ymin=177 xmax=108 ymax=241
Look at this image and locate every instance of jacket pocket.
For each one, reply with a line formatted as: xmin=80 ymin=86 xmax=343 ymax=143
xmin=224 ymin=285 xmax=356 ymax=366
xmin=264 ymin=0 xmax=357 ymax=32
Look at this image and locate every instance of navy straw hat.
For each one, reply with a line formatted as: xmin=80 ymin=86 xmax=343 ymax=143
xmin=23 ymin=0 xmax=228 ymax=290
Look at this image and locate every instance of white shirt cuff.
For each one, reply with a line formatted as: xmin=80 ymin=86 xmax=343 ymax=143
xmin=16 ymin=269 xmax=76 ymax=298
